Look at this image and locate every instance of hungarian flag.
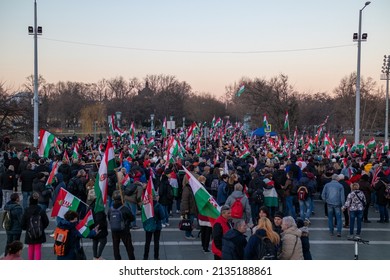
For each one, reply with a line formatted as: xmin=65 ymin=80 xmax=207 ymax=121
xmin=141 ymin=177 xmax=155 ymax=223
xmin=283 ymin=111 xmax=289 ymax=130
xmin=239 ymin=144 xmax=251 ymax=159
xmin=129 ymin=122 xmax=135 ymax=139
xmin=148 ymin=137 xmax=155 ymax=148
xmin=38 ymin=129 xmax=56 ymax=158
xmin=75 ymin=209 xmax=94 ymax=238
xmin=263 ymin=114 xmax=269 ymax=128
xmin=94 ymin=137 xmax=116 ymax=213
xmin=236 ymin=84 xmax=245 ymax=97
xmin=63 ymin=150 xmax=70 ymax=163
xmin=122 ymin=173 xmax=131 ymax=187
xmin=51 ymin=187 xmax=82 ymax=218
xmin=182 ymin=166 xmax=220 ymax=223
xmin=366 ymin=137 xmax=376 ymax=149
xmin=45 ymin=161 xmax=59 ymax=186
xmin=162 ymin=117 xmax=167 ymax=138
xmin=72 ymin=144 xmax=79 ymax=160
xmin=196 ymin=141 xmax=202 ymax=156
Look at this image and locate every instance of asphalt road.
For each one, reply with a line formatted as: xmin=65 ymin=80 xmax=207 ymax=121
xmin=1 ymin=199 xmax=389 ymax=260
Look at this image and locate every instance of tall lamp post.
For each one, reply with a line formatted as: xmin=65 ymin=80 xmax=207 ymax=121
xmin=29 ymin=0 xmax=42 ymax=147
xmin=382 ymin=55 xmax=390 ymax=143
xmin=353 ymin=1 xmax=371 ymax=144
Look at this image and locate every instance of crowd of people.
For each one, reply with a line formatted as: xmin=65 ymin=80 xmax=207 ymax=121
xmin=0 ymin=128 xmax=389 ymax=260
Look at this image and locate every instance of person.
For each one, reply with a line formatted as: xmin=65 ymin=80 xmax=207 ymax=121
xmin=211 ymin=205 xmax=232 ymax=260
xmin=296 ymin=218 xmax=312 ymax=260
xmin=224 ymin=183 xmax=251 ymax=225
xmin=124 ymin=181 xmax=143 ymax=230
xmin=272 ymin=211 xmax=284 ymax=237
xmin=247 ymin=171 xmax=266 ymax=225
xmin=19 ymin=163 xmax=37 ymax=209
xmin=221 ymin=219 xmax=247 ymax=260
xmin=142 ymin=194 xmax=166 ymax=260
xmin=180 ymin=174 xmax=199 ymax=240
xmin=358 ymin=174 xmax=373 ymax=223
xmin=244 ymin=217 xmax=280 ymax=260
xmin=21 ymin=192 xmax=50 ymax=260
xmin=3 ymin=193 xmax=23 ymax=255
xmin=279 ymin=216 xmax=304 ymax=260
xmin=251 ymin=206 xmax=270 ymax=234
xmin=0 ymin=240 xmax=23 ymax=260
xmin=55 ymin=210 xmax=99 ymax=260
xmin=108 ymin=190 xmax=136 ymax=260
xmin=342 ymin=182 xmax=366 ymax=238
xmin=374 ymin=173 xmax=390 ymax=223
xmin=321 ymin=174 xmax=345 ymax=237
xmin=158 ymin=168 xmax=174 ymax=227
xmin=216 ymin=174 xmax=229 ymax=206
xmin=89 ymin=200 xmax=108 ymax=260
xmin=337 ymin=174 xmax=351 ymax=228
xmin=32 ymin=172 xmax=52 ymax=212
xmin=282 ymin=171 xmax=297 ymax=219
xmin=1 ymin=165 xmax=17 ymax=205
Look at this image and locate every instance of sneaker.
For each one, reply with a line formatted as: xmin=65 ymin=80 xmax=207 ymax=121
xmin=50 ymin=233 xmax=55 ymax=238
xmin=347 ymin=235 xmax=354 ymax=239
xmin=131 ymin=225 xmax=140 ymax=230
xmin=354 ymin=235 xmax=360 ymax=239
xmin=165 ymin=223 xmax=170 ymax=227
xmin=337 ymin=233 xmax=341 ymax=237
xmin=162 ymin=224 xmax=166 ymax=228
xmin=176 ymin=210 xmax=180 ymax=214
xmin=203 ymin=248 xmax=210 ymax=253
xmin=185 ymin=235 xmax=196 ymax=240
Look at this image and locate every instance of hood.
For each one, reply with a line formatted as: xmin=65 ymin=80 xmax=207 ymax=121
xmin=223 ymin=229 xmax=245 ymax=241
xmin=231 ymin=190 xmax=245 ymax=199
xmin=282 ymin=226 xmax=302 ymax=238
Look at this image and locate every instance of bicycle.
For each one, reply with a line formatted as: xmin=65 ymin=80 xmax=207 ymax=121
xmin=347 ymin=236 xmax=369 ymax=260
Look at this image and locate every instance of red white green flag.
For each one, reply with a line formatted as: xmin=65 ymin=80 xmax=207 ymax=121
xmin=141 ymin=178 xmax=155 ymax=223
xmin=51 ymin=187 xmax=82 ymax=218
xmin=366 ymin=137 xmax=376 ymax=149
xmin=196 ymin=141 xmax=202 ymax=156
xmin=38 ymin=129 xmax=56 ymax=158
xmin=45 ymin=161 xmax=59 ymax=186
xmin=63 ymin=150 xmax=70 ymax=163
xmin=239 ymin=144 xmax=251 ymax=159
xmin=162 ymin=117 xmax=167 ymax=138
xmin=94 ymin=137 xmax=116 ymax=213
xmin=263 ymin=114 xmax=269 ymax=128
xmin=182 ymin=166 xmax=220 ymax=223
xmin=283 ymin=111 xmax=289 ymax=130
xmin=75 ymin=209 xmax=94 ymax=238
xmin=236 ymin=84 xmax=245 ymax=97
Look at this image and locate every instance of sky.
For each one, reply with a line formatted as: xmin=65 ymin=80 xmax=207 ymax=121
xmin=1 ymin=0 xmax=390 ymax=98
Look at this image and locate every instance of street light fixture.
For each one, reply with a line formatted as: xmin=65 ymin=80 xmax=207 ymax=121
xmin=354 ymin=1 xmax=371 ymax=144
xmin=381 ymin=55 xmax=390 ymax=143
xmin=29 ymin=0 xmax=42 ymax=147
xmin=115 ymin=111 xmax=122 ymax=128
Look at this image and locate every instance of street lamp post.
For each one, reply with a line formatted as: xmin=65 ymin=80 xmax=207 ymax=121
xmin=28 ymin=0 xmax=42 ymax=147
xmin=115 ymin=111 xmax=122 ymax=128
xmin=382 ymin=55 xmax=390 ymax=143
xmin=354 ymin=1 xmax=371 ymax=144
xmin=150 ymin=114 xmax=155 ymax=132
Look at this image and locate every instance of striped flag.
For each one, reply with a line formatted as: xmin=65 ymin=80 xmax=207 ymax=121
xmin=45 ymin=161 xmax=59 ymax=186
xmin=51 ymin=187 xmax=82 ymax=218
xmin=94 ymin=137 xmax=116 ymax=213
xmin=182 ymin=166 xmax=220 ymax=224
xmin=283 ymin=111 xmax=289 ymax=130
xmin=141 ymin=178 xmax=155 ymax=223
xmin=236 ymin=84 xmax=245 ymax=97
xmin=75 ymin=210 xmax=94 ymax=238
xmin=38 ymin=129 xmax=56 ymax=158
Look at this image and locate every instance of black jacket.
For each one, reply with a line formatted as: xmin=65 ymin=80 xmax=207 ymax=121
xmin=19 ymin=169 xmax=37 ymax=192
xmin=222 ymin=228 xmax=247 ymax=260
xmin=1 ymin=170 xmax=17 ymax=191
xmin=21 ymin=204 xmax=50 ymax=244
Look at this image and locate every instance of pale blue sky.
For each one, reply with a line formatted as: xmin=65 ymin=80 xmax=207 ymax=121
xmin=1 ymin=0 xmax=389 ymax=97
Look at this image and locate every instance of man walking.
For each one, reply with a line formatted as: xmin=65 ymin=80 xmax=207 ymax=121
xmin=321 ymin=174 xmax=345 ymax=237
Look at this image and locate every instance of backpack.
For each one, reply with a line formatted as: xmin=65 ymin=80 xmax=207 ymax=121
xmin=53 ymin=227 xmax=70 ymax=256
xmin=383 ymin=182 xmax=390 ymax=200
xmin=109 ymin=205 xmax=125 ymax=232
xmin=27 ymin=212 xmax=43 ymax=239
xmin=297 ymin=186 xmax=308 ymax=201
xmin=257 ymin=236 xmax=277 ymax=260
xmin=253 ymin=188 xmax=264 ymax=204
xmin=67 ymin=177 xmax=79 ymax=195
xmin=230 ymin=197 xmax=244 ymax=219
xmin=2 ymin=210 xmax=11 ymax=231
xmin=211 ymin=179 xmax=219 ymax=192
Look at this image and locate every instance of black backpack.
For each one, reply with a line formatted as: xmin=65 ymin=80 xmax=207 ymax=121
xmin=210 ymin=179 xmax=219 ymax=192
xmin=27 ymin=212 xmax=43 ymax=239
xmin=109 ymin=205 xmax=125 ymax=232
xmin=257 ymin=235 xmax=277 ymax=260
xmin=253 ymin=188 xmax=264 ymax=204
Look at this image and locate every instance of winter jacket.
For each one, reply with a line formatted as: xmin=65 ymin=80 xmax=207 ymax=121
xmin=279 ymin=226 xmax=304 ymax=260
xmin=180 ymin=183 xmax=198 ymax=216
xmin=222 ymin=228 xmax=247 ymax=260
xmin=216 ymin=180 xmax=228 ymax=205
xmin=374 ymin=179 xmax=390 ymax=206
xmin=21 ymin=204 xmax=49 ymax=244
xmin=19 ymin=169 xmax=37 ymax=192
xmin=225 ymin=190 xmax=251 ymax=224
xmin=3 ymin=200 xmax=23 ymax=235
xmin=32 ymin=177 xmax=52 ymax=206
xmin=1 ymin=170 xmax=17 ymax=191
xmin=158 ymin=175 xmax=173 ymax=206
xmin=211 ymin=215 xmax=232 ymax=258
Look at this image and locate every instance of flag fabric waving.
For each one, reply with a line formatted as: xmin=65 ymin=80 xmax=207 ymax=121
xmin=38 ymin=129 xmax=56 ymax=158
xmin=75 ymin=209 xmax=94 ymax=238
xmin=51 ymin=187 xmax=82 ymax=218
xmin=94 ymin=137 xmax=116 ymax=213
xmin=141 ymin=178 xmax=155 ymax=223
xmin=182 ymin=166 xmax=220 ymax=223
xmin=236 ymin=84 xmax=245 ymax=97
xmin=283 ymin=111 xmax=289 ymax=130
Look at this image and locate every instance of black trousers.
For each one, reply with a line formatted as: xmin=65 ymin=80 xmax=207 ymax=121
xmin=92 ymin=236 xmax=107 ymax=259
xmin=200 ymin=226 xmax=212 ymax=251
xmin=143 ymin=230 xmax=161 ymax=260
xmin=111 ymin=230 xmax=135 ymax=260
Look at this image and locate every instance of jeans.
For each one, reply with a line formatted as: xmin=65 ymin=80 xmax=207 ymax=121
xmin=285 ymin=196 xmax=296 ymax=219
xmin=125 ymin=202 xmax=138 ymax=227
xmin=349 ymin=210 xmax=363 ymax=235
xmin=185 ymin=214 xmax=195 ymax=237
xmin=250 ymin=203 xmax=260 ymax=225
xmin=161 ymin=205 xmax=169 ymax=224
xmin=378 ymin=204 xmax=389 ymax=222
xmin=327 ymin=204 xmax=342 ymax=234
xmin=22 ymin=191 xmax=32 ymax=209
xmin=299 ymin=197 xmax=312 ymax=220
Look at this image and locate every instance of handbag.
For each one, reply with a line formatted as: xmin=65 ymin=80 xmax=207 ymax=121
xmin=179 ymin=218 xmax=193 ymax=231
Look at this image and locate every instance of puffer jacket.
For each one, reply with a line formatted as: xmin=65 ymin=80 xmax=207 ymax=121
xmin=279 ymin=226 xmax=304 ymax=260
xmin=3 ymin=200 xmax=23 ymax=234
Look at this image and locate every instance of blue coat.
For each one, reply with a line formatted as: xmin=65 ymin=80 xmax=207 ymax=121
xmin=4 ymin=201 xmax=23 ymax=235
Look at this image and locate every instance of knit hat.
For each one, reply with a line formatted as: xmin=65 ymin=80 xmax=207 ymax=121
xmin=274 ymin=211 xmax=284 ymax=219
